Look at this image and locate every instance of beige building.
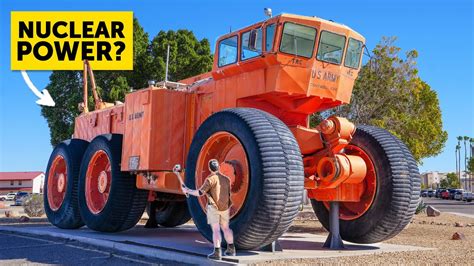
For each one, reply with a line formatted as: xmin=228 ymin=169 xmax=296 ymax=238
xmin=460 ymin=171 xmax=474 ymax=192
xmin=421 ymin=171 xmax=447 ymax=189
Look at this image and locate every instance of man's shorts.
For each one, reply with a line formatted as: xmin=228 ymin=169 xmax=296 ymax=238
xmin=207 ymin=205 xmax=229 ymax=225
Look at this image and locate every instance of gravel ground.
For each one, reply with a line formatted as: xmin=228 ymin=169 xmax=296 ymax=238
xmin=256 ymin=211 xmax=474 ymax=265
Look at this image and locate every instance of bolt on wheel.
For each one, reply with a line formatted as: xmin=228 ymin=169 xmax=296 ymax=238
xmin=195 ymin=131 xmax=249 ymax=218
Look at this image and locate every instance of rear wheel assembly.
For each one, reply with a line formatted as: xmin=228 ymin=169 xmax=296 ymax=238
xmin=186 ymin=108 xmax=305 ymax=250
xmin=44 ymin=139 xmax=88 ymax=229
xmin=146 ymin=200 xmax=191 ymax=227
xmin=312 ymin=125 xmax=421 ymax=243
xmin=78 ymin=134 xmax=148 ymax=232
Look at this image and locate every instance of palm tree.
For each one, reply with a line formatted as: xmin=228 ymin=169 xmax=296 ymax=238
xmin=470 ymin=138 xmax=474 ymax=191
xmin=454 ymin=149 xmax=459 ymax=186
xmin=457 ymin=136 xmax=463 ymax=188
xmin=464 ymin=136 xmax=470 ymax=190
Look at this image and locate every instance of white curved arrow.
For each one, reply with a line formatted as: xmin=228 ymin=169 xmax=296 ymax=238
xmin=21 ymin=70 xmax=55 ymax=107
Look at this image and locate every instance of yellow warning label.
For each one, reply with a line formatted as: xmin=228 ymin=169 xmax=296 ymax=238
xmin=11 ymin=11 xmax=133 ymax=70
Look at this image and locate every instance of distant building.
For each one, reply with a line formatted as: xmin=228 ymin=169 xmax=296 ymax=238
xmin=421 ymin=171 xmax=447 ymax=188
xmin=460 ymin=171 xmax=473 ymax=192
xmin=0 ymin=172 xmax=45 ymax=194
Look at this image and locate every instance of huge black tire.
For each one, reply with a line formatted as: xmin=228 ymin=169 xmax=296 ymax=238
xmin=185 ymin=108 xmax=304 ymax=250
xmin=146 ymin=201 xmax=191 ymax=227
xmin=44 ymin=139 xmax=88 ymax=229
xmin=78 ymin=134 xmax=148 ymax=232
xmin=312 ymin=125 xmax=421 ymax=243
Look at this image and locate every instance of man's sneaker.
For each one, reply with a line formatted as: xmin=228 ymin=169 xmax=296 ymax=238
xmin=208 ymin=247 xmax=222 ymax=260
xmin=224 ymin=244 xmax=236 ymax=256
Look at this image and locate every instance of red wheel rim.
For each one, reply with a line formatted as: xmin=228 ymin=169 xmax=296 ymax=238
xmin=324 ymin=144 xmax=377 ymax=220
xmin=47 ymin=155 xmax=67 ymax=211
xmin=195 ymin=132 xmax=249 ymax=218
xmin=85 ymin=150 xmax=112 ymax=214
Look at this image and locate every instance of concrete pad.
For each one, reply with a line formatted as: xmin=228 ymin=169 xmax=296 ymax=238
xmin=0 ymin=224 xmax=433 ymax=265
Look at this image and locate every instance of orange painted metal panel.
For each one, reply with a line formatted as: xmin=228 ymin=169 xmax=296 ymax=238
xmin=121 ymin=88 xmax=188 ymax=172
xmin=73 ymin=105 xmax=125 ymax=141
xmin=136 ymin=171 xmax=184 ymax=195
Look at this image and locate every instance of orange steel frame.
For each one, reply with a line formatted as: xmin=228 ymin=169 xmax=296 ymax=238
xmin=73 ymin=14 xmax=369 ymax=203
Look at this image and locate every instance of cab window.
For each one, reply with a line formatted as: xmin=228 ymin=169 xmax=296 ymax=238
xmin=317 ymin=31 xmax=346 ymax=64
xmin=218 ymin=35 xmax=238 ymax=67
xmin=241 ymin=28 xmax=262 ymax=60
xmin=279 ymin=22 xmax=317 ymax=58
xmin=265 ymin=23 xmax=276 ymax=51
xmin=344 ymin=38 xmax=363 ymax=69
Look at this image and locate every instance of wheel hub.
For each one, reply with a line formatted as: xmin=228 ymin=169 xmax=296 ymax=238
xmin=98 ymin=171 xmax=108 ymax=193
xmin=57 ymin=173 xmax=65 ymax=193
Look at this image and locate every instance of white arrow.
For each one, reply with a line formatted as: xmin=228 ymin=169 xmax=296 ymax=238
xmin=21 ymin=70 xmax=55 ymax=107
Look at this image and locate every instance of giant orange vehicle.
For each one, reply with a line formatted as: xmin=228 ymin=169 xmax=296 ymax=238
xmin=44 ymin=12 xmax=420 ymax=250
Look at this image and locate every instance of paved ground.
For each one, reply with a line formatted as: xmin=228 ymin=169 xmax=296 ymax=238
xmin=422 ymin=196 xmax=474 ymax=216
xmin=0 ymin=231 xmax=181 ymax=265
xmin=0 ymin=224 xmax=431 ymax=265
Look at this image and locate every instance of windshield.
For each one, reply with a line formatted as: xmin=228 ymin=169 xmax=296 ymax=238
xmin=345 ymin=38 xmax=363 ymax=68
xmin=280 ymin=22 xmax=317 ymax=58
xmin=316 ymin=31 xmax=346 ymax=64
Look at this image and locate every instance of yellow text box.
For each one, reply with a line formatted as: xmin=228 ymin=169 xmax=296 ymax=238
xmin=11 ymin=11 xmax=133 ymax=70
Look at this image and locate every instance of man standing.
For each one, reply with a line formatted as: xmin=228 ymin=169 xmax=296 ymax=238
xmin=181 ymin=159 xmax=236 ymax=260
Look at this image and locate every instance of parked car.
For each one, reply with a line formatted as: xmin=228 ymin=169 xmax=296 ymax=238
xmin=5 ymin=193 xmax=16 ymax=201
xmin=440 ymin=189 xmax=450 ymax=199
xmin=427 ymin=189 xmax=435 ymax=197
xmin=448 ymin=189 xmax=458 ymax=200
xmin=0 ymin=194 xmax=6 ymax=201
xmin=14 ymin=192 xmax=29 ymax=205
xmin=421 ymin=189 xmax=428 ymax=197
xmin=454 ymin=189 xmax=464 ymax=201
xmin=435 ymin=188 xmax=446 ymax=198
xmin=462 ymin=191 xmax=473 ymax=202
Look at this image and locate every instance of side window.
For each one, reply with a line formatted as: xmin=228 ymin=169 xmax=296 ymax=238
xmin=265 ymin=24 xmax=276 ymax=51
xmin=241 ymin=28 xmax=262 ymax=60
xmin=317 ymin=31 xmax=346 ymax=65
xmin=218 ymin=36 xmax=238 ymax=67
xmin=344 ymin=38 xmax=363 ymax=69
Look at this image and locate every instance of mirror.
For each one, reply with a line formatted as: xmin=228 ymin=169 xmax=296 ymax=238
xmin=248 ymin=29 xmax=259 ymax=51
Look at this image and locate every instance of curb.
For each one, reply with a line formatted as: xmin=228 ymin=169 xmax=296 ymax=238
xmin=0 ymin=226 xmax=236 ymax=265
xmin=447 ymin=212 xmax=474 ymax=219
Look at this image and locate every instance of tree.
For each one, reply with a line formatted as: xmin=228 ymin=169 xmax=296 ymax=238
xmin=41 ymin=19 xmax=213 ymax=146
xmin=313 ymin=37 xmax=447 ymax=163
xmin=468 ymin=157 xmax=474 ymax=174
xmin=440 ymin=172 xmax=460 ymax=189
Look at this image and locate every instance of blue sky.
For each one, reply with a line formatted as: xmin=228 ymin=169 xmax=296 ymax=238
xmin=0 ymin=0 xmax=472 ymax=173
